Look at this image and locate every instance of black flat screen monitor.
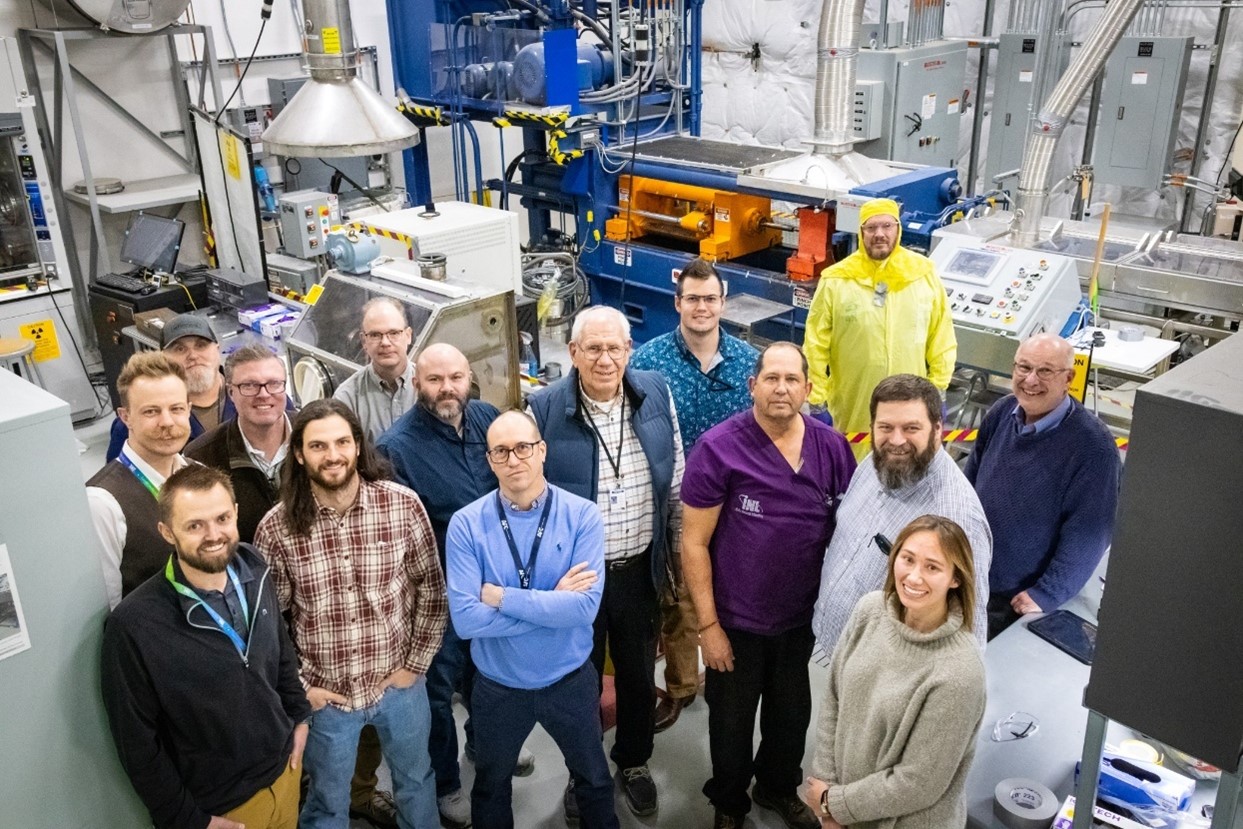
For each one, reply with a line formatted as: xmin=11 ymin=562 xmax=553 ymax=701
xmin=120 ymin=212 xmax=185 ymax=275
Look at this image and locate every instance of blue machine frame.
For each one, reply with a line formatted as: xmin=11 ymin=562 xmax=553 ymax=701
xmin=385 ymin=0 xmax=987 ymax=344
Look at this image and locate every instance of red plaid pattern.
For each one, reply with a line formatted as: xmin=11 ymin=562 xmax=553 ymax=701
xmin=255 ymin=479 xmax=448 ymax=710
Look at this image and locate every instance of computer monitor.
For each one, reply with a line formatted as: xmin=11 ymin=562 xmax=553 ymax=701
xmin=120 ymin=212 xmax=185 ymax=275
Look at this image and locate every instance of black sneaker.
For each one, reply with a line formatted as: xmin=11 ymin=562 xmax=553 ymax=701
xmin=564 ymin=777 xmax=579 ymax=826
xmin=617 ymin=765 xmax=658 ymax=817
xmin=751 ymin=783 xmax=818 ymax=829
xmin=713 ymin=810 xmax=744 ymax=829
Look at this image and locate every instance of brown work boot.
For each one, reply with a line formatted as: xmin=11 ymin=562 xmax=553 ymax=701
xmin=349 ymin=789 xmax=399 ymax=828
xmin=654 ymin=693 xmax=695 ymax=733
xmin=713 ymin=809 xmax=744 ymax=828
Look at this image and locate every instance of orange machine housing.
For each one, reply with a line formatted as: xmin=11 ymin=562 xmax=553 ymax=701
xmin=786 ymin=206 xmax=836 ymax=282
xmin=605 ymin=175 xmax=782 ymax=262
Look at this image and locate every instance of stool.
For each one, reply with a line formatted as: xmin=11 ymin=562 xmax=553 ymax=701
xmin=0 ymin=337 xmax=47 ymax=390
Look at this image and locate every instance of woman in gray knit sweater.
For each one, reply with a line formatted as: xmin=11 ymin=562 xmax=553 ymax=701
xmin=802 ymin=514 xmax=986 ymax=828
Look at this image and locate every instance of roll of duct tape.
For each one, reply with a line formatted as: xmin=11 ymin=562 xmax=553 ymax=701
xmin=993 ymin=778 xmax=1060 ymax=829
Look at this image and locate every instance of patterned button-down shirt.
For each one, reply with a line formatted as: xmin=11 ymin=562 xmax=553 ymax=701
xmin=581 ymin=386 xmax=684 ymax=562
xmin=811 ymin=449 xmax=993 ymax=654
xmin=631 ymin=327 xmax=758 ymax=448
xmin=254 ymin=478 xmax=448 ymax=711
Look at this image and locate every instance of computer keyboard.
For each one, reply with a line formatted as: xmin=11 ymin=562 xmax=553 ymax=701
xmin=95 ymin=272 xmax=154 ymax=294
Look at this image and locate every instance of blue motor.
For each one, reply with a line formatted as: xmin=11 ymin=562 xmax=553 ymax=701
xmin=512 ymin=41 xmax=613 ymax=105
xmin=325 ymin=229 xmax=380 ymax=275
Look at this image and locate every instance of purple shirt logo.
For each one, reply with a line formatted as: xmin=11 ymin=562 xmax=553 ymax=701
xmin=737 ymin=494 xmax=763 ymax=516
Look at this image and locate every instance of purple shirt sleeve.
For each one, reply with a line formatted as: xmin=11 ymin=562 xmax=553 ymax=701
xmin=681 ymin=435 xmax=728 ymax=509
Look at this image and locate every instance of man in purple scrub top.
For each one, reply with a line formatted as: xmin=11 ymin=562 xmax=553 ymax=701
xmin=680 ymin=342 xmax=856 ymax=829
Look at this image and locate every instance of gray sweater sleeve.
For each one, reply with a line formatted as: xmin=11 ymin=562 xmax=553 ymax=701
xmin=811 ymin=602 xmax=868 ymax=785
xmin=826 ymin=664 xmax=985 ymax=825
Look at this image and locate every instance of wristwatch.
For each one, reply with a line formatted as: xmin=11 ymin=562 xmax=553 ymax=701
xmin=819 ymin=788 xmax=832 ymax=818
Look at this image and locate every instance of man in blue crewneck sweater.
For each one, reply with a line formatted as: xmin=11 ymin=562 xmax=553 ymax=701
xmin=965 ymin=333 xmax=1122 ymax=638
xmin=446 ymin=410 xmax=619 ymax=829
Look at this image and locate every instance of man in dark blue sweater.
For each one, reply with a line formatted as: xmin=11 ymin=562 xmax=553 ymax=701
xmin=965 ymin=333 xmax=1121 ymax=638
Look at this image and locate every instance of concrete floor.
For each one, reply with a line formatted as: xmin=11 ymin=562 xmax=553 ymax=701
xmin=76 ymin=413 xmax=832 ymax=828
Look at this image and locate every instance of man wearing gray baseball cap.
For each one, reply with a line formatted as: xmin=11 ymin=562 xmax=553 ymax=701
xmin=106 ymin=313 xmax=233 ymax=462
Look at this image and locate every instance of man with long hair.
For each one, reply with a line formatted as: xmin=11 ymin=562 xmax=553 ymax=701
xmin=254 ymin=399 xmax=447 ymax=829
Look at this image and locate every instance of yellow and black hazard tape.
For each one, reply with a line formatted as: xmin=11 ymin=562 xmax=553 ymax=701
xmin=348 ymin=222 xmax=414 ymax=251
xmin=842 ymin=429 xmax=1130 ymax=451
xmin=548 ymin=128 xmax=584 ymax=166
xmin=498 ymin=110 xmax=569 ymax=129
xmin=397 ymin=102 xmax=450 ymax=127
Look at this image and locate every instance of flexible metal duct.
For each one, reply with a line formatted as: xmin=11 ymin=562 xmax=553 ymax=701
xmin=261 ymin=0 xmax=418 ymax=158
xmin=1011 ymin=0 xmax=1146 ymax=245
xmin=811 ymin=0 xmax=866 ymax=156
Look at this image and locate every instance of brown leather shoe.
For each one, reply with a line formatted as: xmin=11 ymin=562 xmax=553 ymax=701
xmin=654 ymin=693 xmax=695 ymax=733
xmin=349 ymin=790 xmax=399 ymax=828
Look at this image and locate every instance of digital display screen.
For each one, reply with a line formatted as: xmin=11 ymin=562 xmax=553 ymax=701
xmin=945 ymin=248 xmax=1002 ymax=282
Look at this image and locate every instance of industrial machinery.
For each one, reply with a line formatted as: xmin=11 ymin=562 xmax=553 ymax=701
xmin=0 ymin=111 xmax=95 ymax=420
xmin=33 ymin=0 xmax=190 ymax=33
xmin=283 ymin=262 xmax=519 ymax=408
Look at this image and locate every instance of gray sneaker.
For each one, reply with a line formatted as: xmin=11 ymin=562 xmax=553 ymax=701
xmin=437 ymin=789 xmax=471 ymax=829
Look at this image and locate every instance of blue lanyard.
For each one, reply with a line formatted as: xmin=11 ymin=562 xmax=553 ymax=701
xmin=118 ymin=450 xmax=161 ymax=499
xmin=494 ymin=491 xmax=554 ymax=589
xmin=165 ymin=557 xmax=251 ymax=657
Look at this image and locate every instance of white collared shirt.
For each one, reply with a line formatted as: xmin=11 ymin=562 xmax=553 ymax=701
xmin=239 ymin=415 xmax=291 ymax=483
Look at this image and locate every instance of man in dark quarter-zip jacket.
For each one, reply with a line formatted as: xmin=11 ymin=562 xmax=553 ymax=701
xmin=101 ymin=465 xmax=311 ymax=829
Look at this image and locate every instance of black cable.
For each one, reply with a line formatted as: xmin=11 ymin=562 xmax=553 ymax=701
xmin=1214 ymin=118 xmax=1243 ymax=188
xmin=215 ymin=19 xmax=268 ymax=125
xmin=316 ymin=159 xmax=391 ymax=213
xmin=213 ymin=134 xmax=246 ymax=267
xmin=43 ymin=279 xmax=100 ymax=415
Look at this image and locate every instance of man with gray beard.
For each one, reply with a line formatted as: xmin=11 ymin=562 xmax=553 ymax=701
xmin=811 ymin=374 xmax=993 ymax=654
xmin=106 ymin=315 xmax=233 ymax=462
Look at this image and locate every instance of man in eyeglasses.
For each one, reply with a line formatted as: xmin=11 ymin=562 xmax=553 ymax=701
xmin=631 ymin=258 xmax=757 ymax=733
xmin=377 ymin=343 xmax=537 ymax=829
xmin=803 ymin=197 xmax=957 ymax=459
xmin=186 ymin=345 xmax=292 ymax=544
xmin=964 ymin=333 xmax=1121 ymax=638
xmin=446 ymin=410 xmax=618 ymax=828
xmin=335 ymin=296 xmax=415 ymax=442
xmin=527 ymin=305 xmax=684 ymax=821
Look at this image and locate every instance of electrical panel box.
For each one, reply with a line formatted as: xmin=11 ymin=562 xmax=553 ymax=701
xmin=929 ymin=232 xmax=1083 ymax=374
xmin=854 ymin=39 xmax=968 ymax=167
xmin=1091 ymin=36 xmax=1192 ymax=189
xmin=266 ymin=77 xmax=371 ymax=192
xmin=985 ymin=33 xmax=1071 ymax=188
xmin=852 ymin=80 xmax=885 ymax=141
xmin=278 ymin=190 xmax=340 ymax=259
xmin=266 ymin=252 xmax=322 ymax=296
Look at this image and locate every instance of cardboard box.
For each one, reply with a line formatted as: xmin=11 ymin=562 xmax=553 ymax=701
xmin=1053 ymin=795 xmax=1149 ymax=829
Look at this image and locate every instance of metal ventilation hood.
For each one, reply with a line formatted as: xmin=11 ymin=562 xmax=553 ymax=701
xmin=260 ymin=0 xmax=418 ymax=158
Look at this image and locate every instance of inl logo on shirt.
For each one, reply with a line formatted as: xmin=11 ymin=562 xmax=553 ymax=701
xmin=737 ymin=494 xmax=763 ymax=516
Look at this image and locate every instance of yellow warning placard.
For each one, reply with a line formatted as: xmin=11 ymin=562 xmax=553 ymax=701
xmin=20 ymin=319 xmax=60 ymax=362
xmin=1069 ymin=349 xmax=1092 ymax=403
xmin=221 ymin=132 xmax=242 ymax=180
xmin=304 ymin=284 xmax=324 ymax=305
xmin=321 ymin=27 xmax=342 ymax=54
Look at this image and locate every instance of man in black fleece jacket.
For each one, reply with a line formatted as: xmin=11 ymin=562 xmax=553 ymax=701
xmin=101 ymin=465 xmax=311 ymax=829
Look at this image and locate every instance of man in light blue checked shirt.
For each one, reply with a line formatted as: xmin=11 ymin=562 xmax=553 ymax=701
xmin=812 ymin=374 xmax=993 ymax=654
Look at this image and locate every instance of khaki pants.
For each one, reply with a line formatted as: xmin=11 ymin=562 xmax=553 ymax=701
xmin=661 ymin=579 xmax=700 ymax=699
xmin=350 ymin=725 xmax=383 ymax=806
xmin=222 ymin=758 xmax=299 ymax=829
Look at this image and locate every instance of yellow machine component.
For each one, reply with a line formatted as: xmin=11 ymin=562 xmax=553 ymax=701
xmin=604 ymin=175 xmax=782 ymax=262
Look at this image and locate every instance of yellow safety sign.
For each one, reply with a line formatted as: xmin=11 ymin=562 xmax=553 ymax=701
xmin=305 ymin=284 xmax=324 ymax=305
xmin=322 ymin=27 xmax=342 ymax=54
xmin=221 ymin=132 xmax=242 ymax=180
xmin=19 ymin=318 xmax=60 ymax=362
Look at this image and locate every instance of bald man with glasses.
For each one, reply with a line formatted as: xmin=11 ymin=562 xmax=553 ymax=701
xmin=964 ymin=333 xmax=1121 ymax=638
xmin=335 ymin=297 xmax=416 ymax=441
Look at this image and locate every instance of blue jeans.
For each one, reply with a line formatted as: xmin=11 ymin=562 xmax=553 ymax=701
xmin=427 ymin=615 xmax=474 ymax=796
xmin=301 ymin=680 xmax=439 ymax=829
xmin=470 ymin=662 xmax=618 ymax=829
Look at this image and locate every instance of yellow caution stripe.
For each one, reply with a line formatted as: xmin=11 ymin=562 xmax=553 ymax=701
xmin=842 ymin=429 xmax=1129 ymax=450
xmin=396 ymin=102 xmax=450 ymax=127
xmin=502 ymin=110 xmax=569 ymax=129
xmin=349 ymin=222 xmax=413 ymax=251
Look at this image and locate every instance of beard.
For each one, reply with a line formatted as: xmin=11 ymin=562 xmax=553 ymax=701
xmin=185 ymin=364 xmax=218 ymax=396
xmin=307 ymin=457 xmax=358 ymax=492
xmin=873 ymin=437 xmax=938 ymax=491
xmin=418 ymin=387 xmax=467 ymax=424
xmin=178 ymin=539 xmax=238 ymax=574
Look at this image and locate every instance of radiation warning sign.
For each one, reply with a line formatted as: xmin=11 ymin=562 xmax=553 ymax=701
xmin=19 ymin=319 xmax=60 ymax=362
xmin=1069 ymin=349 xmax=1092 ymax=403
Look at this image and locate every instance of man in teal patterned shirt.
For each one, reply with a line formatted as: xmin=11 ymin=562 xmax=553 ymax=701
xmin=631 ymin=257 xmax=757 ymax=732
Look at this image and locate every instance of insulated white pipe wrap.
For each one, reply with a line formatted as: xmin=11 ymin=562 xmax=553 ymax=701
xmin=1011 ymin=0 xmax=1147 ymax=244
xmin=812 ymin=0 xmax=867 ymax=156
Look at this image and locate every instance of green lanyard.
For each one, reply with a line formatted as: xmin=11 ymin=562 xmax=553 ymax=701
xmin=164 ymin=557 xmax=251 ymax=657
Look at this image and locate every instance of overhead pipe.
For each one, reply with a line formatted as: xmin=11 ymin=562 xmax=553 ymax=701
xmin=1010 ymin=0 xmax=1147 ymax=245
xmin=810 ymin=0 xmax=866 ymax=156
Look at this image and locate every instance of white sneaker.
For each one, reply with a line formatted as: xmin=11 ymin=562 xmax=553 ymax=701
xmin=515 ymin=746 xmax=536 ymax=777
xmin=438 ymin=789 xmax=472 ymax=829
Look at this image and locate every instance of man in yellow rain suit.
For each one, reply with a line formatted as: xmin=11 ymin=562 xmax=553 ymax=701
xmin=804 ymin=197 xmax=956 ymax=459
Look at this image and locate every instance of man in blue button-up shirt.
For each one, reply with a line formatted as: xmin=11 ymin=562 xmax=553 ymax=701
xmin=631 ymin=258 xmax=757 ymax=733
xmin=377 ymin=343 xmax=506 ymax=828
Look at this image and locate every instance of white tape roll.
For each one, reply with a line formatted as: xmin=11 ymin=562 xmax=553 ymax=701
xmin=993 ymin=778 xmax=1060 ymax=829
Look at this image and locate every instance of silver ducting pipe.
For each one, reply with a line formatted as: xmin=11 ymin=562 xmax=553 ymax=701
xmin=261 ymin=0 xmax=419 ymax=158
xmin=1010 ymin=0 xmax=1147 ymax=245
xmin=811 ymin=0 xmax=867 ymax=156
